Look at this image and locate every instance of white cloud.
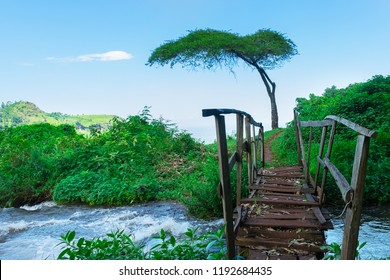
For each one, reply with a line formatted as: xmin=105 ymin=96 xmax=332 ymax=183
xmin=46 ymin=51 xmax=133 ymax=62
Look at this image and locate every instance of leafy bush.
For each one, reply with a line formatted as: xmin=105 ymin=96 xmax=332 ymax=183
xmin=321 ymin=241 xmax=367 ymax=260
xmin=0 ymin=107 xmax=225 ymax=219
xmin=57 ymin=227 xmax=228 ymax=260
xmin=0 ymin=123 xmax=82 ymax=207
xmin=51 ymin=108 xmax=223 ymax=217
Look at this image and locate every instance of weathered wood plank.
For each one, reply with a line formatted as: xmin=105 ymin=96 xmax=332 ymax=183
xmin=341 ymin=135 xmax=371 ymax=260
xmin=262 ymin=173 xmax=305 ymax=178
xmin=300 ymin=120 xmax=334 ymax=127
xmin=246 ymin=251 xmax=298 ymax=260
xmin=234 ymin=205 xmax=242 ymax=235
xmin=245 ymin=116 xmax=253 ymax=185
xmin=202 ymin=108 xmax=262 ymax=127
xmin=214 ymin=115 xmax=235 ymax=259
xmin=324 ymin=157 xmax=353 ymax=203
xmin=228 ymin=151 xmax=237 ymax=173
xmin=264 ymin=166 xmax=303 ymax=172
xmin=259 ymin=179 xmax=302 ymax=186
xmin=260 ymin=127 xmax=265 ymax=168
xmin=236 ymin=114 xmax=244 ymax=207
xmin=325 ymin=115 xmax=378 ymax=138
xmin=294 ymin=110 xmax=303 ymax=166
xmin=240 ymin=198 xmax=319 ymax=207
xmin=254 ymin=212 xmax=329 ymax=220
xmin=315 ymin=126 xmax=328 ymax=193
xmin=236 ymin=237 xmax=326 ymax=252
xmin=243 ymin=218 xmax=333 ymax=230
xmin=312 ymin=207 xmax=327 ymax=225
xmin=319 ymin=121 xmax=337 ymax=204
xmin=296 ymin=112 xmax=309 ymax=182
xmin=249 ymin=185 xmax=314 ymax=194
xmin=238 ymin=228 xmax=325 ymax=242
xmin=250 ymin=192 xmax=309 ymax=198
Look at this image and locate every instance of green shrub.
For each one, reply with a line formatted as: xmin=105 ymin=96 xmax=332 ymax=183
xmin=57 ymin=226 xmax=228 ymax=260
xmin=273 ymin=75 xmax=390 ymax=205
xmin=321 ymin=241 xmax=367 ymax=260
xmin=0 ymin=123 xmax=82 ymax=207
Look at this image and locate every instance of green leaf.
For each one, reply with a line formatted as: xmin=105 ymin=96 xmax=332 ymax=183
xmin=67 ymin=231 xmax=76 ymax=242
xmin=358 ymin=241 xmax=367 ymax=250
xmin=169 ymin=235 xmax=176 ymax=247
xmin=77 ymin=237 xmax=85 ymax=248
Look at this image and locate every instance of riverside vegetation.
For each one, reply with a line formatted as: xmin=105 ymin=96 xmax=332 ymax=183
xmin=57 ymin=227 xmax=229 ymax=260
xmin=0 ymin=107 xmax=224 ymax=219
xmin=0 ymin=75 xmax=388 ymax=259
xmin=272 ymin=75 xmax=390 ymax=205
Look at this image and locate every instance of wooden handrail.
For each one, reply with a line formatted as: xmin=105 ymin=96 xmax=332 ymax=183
xmin=203 ymin=108 xmax=264 ymax=259
xmin=325 ymin=115 xmax=378 ymax=138
xmin=202 ymin=108 xmax=263 ymax=127
xmin=294 ymin=110 xmax=378 ymax=260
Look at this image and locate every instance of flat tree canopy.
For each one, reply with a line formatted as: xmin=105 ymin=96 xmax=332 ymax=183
xmin=147 ymin=28 xmax=298 ymax=129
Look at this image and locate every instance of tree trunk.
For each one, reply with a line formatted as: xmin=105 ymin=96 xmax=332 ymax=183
xmin=255 ymin=66 xmax=279 ymax=129
xmin=269 ymin=85 xmax=278 ymax=129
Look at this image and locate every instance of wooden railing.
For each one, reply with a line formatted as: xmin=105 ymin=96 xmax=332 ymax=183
xmin=202 ymin=108 xmax=264 ymax=259
xmin=294 ymin=110 xmax=378 ymax=259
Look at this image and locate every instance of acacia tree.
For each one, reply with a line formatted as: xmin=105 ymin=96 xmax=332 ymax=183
xmin=147 ymin=28 xmax=298 ymax=129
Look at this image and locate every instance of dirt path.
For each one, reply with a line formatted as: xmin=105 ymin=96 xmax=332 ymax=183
xmin=264 ymin=130 xmax=283 ymax=164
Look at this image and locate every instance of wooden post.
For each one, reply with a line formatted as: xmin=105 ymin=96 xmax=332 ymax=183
xmin=315 ymin=126 xmax=328 ymax=194
xmin=341 ymin=135 xmax=371 ymax=259
xmin=260 ymin=126 xmax=265 ymax=168
xmin=236 ymin=114 xmax=244 ymax=207
xmin=245 ymin=117 xmax=253 ymax=185
xmin=307 ymin=127 xmax=312 ymax=181
xmin=214 ymin=115 xmax=235 ymax=260
xmin=294 ymin=111 xmax=303 ymax=166
xmin=319 ymin=121 xmax=337 ymax=204
xmin=252 ymin=125 xmax=258 ymax=179
xmin=296 ymin=114 xmax=309 ymax=183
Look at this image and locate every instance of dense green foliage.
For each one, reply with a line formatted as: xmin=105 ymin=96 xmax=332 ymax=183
xmin=53 ymin=109 xmax=223 ymax=218
xmin=0 ymin=101 xmax=114 ymax=133
xmin=0 ymin=123 xmax=83 ymax=207
xmin=273 ymin=75 xmax=390 ymax=204
xmin=147 ymin=28 xmax=298 ymax=129
xmin=0 ymin=107 xmax=224 ymax=218
xmin=57 ymin=227 xmax=228 ymax=260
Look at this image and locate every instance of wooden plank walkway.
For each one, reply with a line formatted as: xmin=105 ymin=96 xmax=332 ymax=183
xmin=203 ymin=108 xmax=376 ymax=259
xmin=234 ymin=165 xmax=333 ymax=260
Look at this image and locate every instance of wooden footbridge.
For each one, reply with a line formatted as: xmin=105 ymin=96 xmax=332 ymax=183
xmin=202 ymin=108 xmax=377 ymax=260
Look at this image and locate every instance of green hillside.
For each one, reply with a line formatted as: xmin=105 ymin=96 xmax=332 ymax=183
xmin=0 ymin=101 xmax=116 ymax=133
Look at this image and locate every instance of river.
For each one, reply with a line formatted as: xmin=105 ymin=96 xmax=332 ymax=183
xmin=0 ymin=201 xmax=389 ymax=260
xmin=325 ymin=206 xmax=390 ymax=260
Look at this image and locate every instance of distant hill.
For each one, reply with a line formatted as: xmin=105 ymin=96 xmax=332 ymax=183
xmin=0 ymin=101 xmax=116 ymax=133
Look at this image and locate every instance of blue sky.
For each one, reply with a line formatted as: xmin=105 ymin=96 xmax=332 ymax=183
xmin=1 ymin=0 xmax=389 ymax=142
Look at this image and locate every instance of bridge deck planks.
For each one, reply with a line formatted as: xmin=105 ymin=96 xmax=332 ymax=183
xmin=235 ymin=165 xmax=333 ymax=260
